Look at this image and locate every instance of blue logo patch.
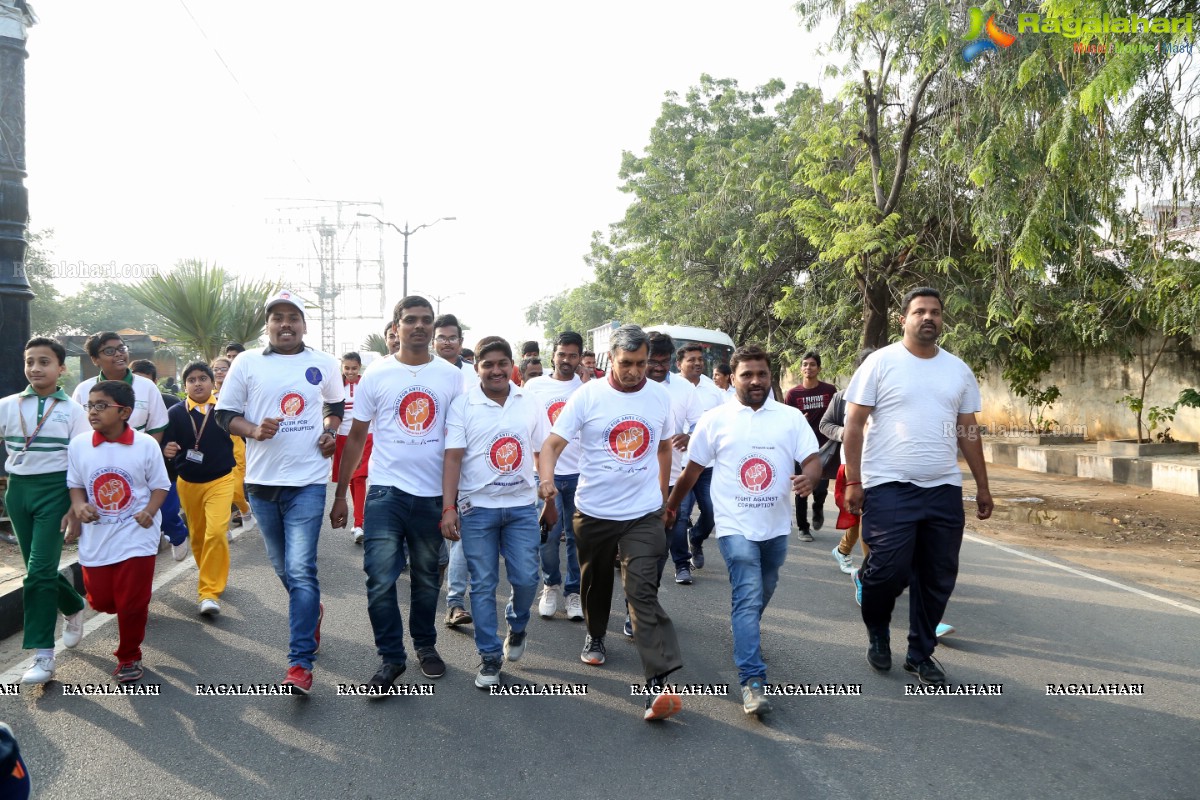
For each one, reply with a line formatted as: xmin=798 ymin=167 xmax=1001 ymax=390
xmin=305 ymin=367 xmax=323 ymax=385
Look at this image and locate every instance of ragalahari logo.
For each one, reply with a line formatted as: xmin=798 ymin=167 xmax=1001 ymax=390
xmin=963 ymin=7 xmax=1016 ymax=62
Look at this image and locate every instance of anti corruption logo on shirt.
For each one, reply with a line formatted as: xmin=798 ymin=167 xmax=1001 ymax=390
xmin=603 ymin=415 xmax=653 ymax=464
xmin=393 ymin=387 xmax=438 ymax=436
xmin=738 ymin=455 xmax=775 ymax=494
xmin=277 ymin=391 xmax=306 ymax=418
xmin=89 ymin=468 xmax=135 ymax=515
xmin=487 ymin=433 xmax=524 ymax=474
xmin=547 ymin=400 xmax=567 ymax=425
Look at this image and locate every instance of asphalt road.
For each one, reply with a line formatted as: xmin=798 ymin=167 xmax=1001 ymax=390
xmin=2 ymin=488 xmax=1198 ymax=800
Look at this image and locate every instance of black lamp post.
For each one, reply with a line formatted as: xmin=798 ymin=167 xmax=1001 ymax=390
xmin=357 ymin=213 xmax=456 ymax=298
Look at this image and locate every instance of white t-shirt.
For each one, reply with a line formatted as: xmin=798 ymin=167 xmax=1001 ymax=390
xmin=693 ymin=374 xmax=728 ymax=413
xmin=658 ymin=374 xmax=699 ymax=485
xmin=67 ymin=428 xmax=172 ymax=566
xmin=0 ymin=389 xmax=91 ymax=475
xmin=73 ymin=373 xmax=169 ymax=434
xmin=446 ymin=383 xmax=546 ymax=508
xmin=551 ymin=377 xmax=674 ymax=521
xmin=337 ymin=378 xmax=360 ymax=436
xmin=687 ymin=396 xmax=818 ymax=541
xmin=354 ymin=355 xmax=465 ymax=497
xmin=214 ymin=347 xmax=344 ymax=487
xmin=843 ymin=342 xmax=981 ymax=489
xmin=456 ymin=360 xmax=477 ymax=391
xmin=521 ymin=374 xmax=583 ymax=475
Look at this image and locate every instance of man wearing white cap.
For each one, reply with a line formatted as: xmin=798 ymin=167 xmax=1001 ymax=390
xmin=215 ymin=290 xmax=344 ymax=694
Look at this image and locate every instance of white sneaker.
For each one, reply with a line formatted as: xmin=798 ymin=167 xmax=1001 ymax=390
xmin=240 ymin=512 xmax=257 ymax=532
xmin=352 ymin=526 xmax=365 ymax=545
xmin=227 ymin=528 xmax=235 ymax=543
xmin=62 ymin=610 xmax=84 ymax=648
xmin=565 ymin=593 xmax=584 ymax=621
xmin=831 ymin=546 xmax=854 ymax=574
xmin=171 ymin=541 xmax=190 ymax=562
xmin=199 ymin=599 xmax=221 ymax=617
xmin=21 ymin=654 xmax=55 ymax=684
xmin=538 ymin=584 xmax=561 ymax=618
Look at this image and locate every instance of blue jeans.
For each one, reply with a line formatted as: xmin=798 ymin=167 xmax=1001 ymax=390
xmin=362 ymin=485 xmax=443 ymax=664
xmin=540 ymin=474 xmax=580 ymax=595
xmin=446 ymin=539 xmax=470 ymax=610
xmin=247 ymin=484 xmax=326 ymax=670
xmin=718 ymin=533 xmax=789 ymax=685
xmin=686 ymin=467 xmax=716 ymax=545
xmin=669 ymin=482 xmax=697 ymax=570
xmin=160 ymin=481 xmax=188 ymax=546
xmin=459 ymin=503 xmax=541 ymax=659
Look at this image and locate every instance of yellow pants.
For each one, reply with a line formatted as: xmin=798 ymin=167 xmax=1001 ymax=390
xmin=177 ymin=472 xmax=235 ymax=601
xmin=231 ymin=436 xmax=250 ymax=515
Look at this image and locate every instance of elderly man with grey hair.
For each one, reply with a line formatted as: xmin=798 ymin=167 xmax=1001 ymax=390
xmin=538 ymin=324 xmax=684 ymax=721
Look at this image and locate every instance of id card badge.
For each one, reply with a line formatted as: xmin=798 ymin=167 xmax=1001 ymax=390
xmin=458 ymin=495 xmax=473 ymax=515
xmin=11 ymin=451 xmax=25 ymax=466
xmin=186 ymin=449 xmax=205 ymax=464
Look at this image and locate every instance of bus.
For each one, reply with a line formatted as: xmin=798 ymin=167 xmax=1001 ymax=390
xmin=588 ymin=323 xmax=734 ymax=377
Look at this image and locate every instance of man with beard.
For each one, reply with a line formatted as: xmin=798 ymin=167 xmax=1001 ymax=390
xmin=842 ymin=287 xmax=993 ymax=687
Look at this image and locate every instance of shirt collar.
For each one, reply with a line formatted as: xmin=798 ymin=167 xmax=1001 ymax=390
xmin=469 ymin=381 xmax=524 ymax=405
xmin=92 ymin=425 xmax=135 ymax=447
xmin=186 ymin=396 xmax=213 ymax=412
xmin=735 ymin=394 xmax=778 ymax=413
xmin=19 ymin=385 xmax=71 ymax=401
xmin=263 ymin=343 xmax=311 ymax=355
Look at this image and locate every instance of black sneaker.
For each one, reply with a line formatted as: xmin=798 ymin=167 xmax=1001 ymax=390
xmin=581 ymin=635 xmax=606 ymax=665
xmin=867 ymin=630 xmax=891 ymax=671
xmin=475 ymin=656 xmax=502 ymax=689
xmin=503 ymin=630 xmax=527 ymax=662
xmin=366 ymin=662 xmax=406 ymax=699
xmin=812 ymin=507 xmax=824 ymax=531
xmin=690 ymin=539 xmax=704 ymax=569
xmin=797 ymin=527 xmax=814 ymax=542
xmin=416 ymin=646 xmax=446 ymax=679
xmin=904 ymin=655 xmax=947 ymax=686
xmin=623 ymin=615 xmax=634 ymax=638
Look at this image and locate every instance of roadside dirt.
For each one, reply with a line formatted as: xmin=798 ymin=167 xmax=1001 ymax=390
xmin=962 ymin=461 xmax=1200 ymax=602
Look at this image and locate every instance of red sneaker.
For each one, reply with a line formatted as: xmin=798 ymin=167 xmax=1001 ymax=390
xmin=643 ymin=688 xmax=682 ymax=721
xmin=283 ymin=665 xmax=313 ymax=695
xmin=314 ymin=602 xmax=324 ymax=654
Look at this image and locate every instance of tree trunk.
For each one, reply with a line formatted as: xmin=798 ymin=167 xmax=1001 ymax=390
xmin=861 ymin=280 xmax=890 ymax=349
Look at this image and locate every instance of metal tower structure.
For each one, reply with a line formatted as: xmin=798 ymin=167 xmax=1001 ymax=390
xmin=266 ymin=199 xmax=386 ymax=354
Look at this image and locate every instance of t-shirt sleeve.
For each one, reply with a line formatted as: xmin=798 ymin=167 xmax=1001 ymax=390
xmin=321 ymin=361 xmax=344 ymax=404
xmin=686 ymin=414 xmax=716 ymax=468
xmin=354 ymin=370 xmax=377 ymax=423
xmin=844 ymin=354 xmax=880 ymax=407
xmin=146 ymin=388 xmax=169 ymax=433
xmin=445 ymin=395 xmax=468 ymax=450
xmin=214 ymin=359 xmax=248 ymax=415
xmin=550 ymin=389 xmax=585 ymax=441
xmin=145 ymin=439 xmax=172 ymax=492
xmin=792 ymin=413 xmax=821 ymax=464
xmin=69 ymin=402 xmax=92 ymax=439
xmin=958 ymin=365 xmax=983 ymax=414
xmin=66 ymin=437 xmax=84 ymax=490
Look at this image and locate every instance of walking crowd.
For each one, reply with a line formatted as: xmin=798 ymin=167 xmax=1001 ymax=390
xmin=2 ymin=285 xmax=991 ymax=722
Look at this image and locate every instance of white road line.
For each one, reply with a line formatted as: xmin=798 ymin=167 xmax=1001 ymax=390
xmin=964 ymin=532 xmax=1200 ymax=616
xmin=1 ymin=532 xmax=239 ymax=683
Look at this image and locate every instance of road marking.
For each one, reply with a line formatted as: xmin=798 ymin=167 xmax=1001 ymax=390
xmin=964 ymin=532 xmax=1200 ymax=616
xmin=1 ymin=531 xmax=242 ymax=682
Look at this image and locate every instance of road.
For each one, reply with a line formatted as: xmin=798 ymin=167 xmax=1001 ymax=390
xmin=2 ymin=486 xmax=1198 ymax=800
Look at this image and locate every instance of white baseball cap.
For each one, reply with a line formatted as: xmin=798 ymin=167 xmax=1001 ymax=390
xmin=264 ymin=289 xmax=305 ymax=318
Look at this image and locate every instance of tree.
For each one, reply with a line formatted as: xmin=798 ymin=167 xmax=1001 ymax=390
xmin=126 ymin=260 xmax=278 ymax=362
xmin=525 ymin=276 xmax=621 ymax=344
xmin=24 ymin=229 xmax=67 ymax=336
xmin=362 ymin=333 xmax=388 ymax=356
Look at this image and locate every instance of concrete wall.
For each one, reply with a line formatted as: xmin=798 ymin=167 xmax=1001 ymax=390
xmin=979 ymin=335 xmax=1200 ymax=442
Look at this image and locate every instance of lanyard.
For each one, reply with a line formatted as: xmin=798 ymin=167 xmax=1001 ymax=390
xmin=189 ymin=403 xmax=214 ymax=450
xmin=18 ymin=397 xmax=61 ymax=453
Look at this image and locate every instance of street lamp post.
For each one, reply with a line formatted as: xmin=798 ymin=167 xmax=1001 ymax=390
xmin=357 ymin=213 xmax=456 ymax=297
xmin=412 ymin=290 xmax=464 ymax=315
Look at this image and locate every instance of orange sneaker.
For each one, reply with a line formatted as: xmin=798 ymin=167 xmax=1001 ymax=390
xmin=283 ymin=665 xmax=313 ymax=695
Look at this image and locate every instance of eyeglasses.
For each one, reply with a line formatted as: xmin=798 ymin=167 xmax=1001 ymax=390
xmin=99 ymin=345 xmax=129 ymax=357
xmin=434 ymin=335 xmax=460 ymax=344
xmin=84 ymin=402 xmax=129 ymax=412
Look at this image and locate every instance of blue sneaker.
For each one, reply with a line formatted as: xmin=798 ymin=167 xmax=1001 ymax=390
xmin=852 ymin=569 xmax=862 ymax=607
xmin=935 ymin=622 xmax=955 ymax=638
xmin=623 ymin=615 xmax=634 ymax=638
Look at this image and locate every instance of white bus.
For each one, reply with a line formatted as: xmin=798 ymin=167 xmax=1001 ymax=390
xmin=588 ymin=322 xmax=734 ymax=377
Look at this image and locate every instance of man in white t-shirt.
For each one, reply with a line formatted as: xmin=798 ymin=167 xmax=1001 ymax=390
xmin=667 ymin=344 xmax=821 ymax=716
xmin=539 ymin=325 xmax=684 ymax=722
xmin=843 ymin=287 xmax=994 ymax=687
xmin=433 ymin=312 xmax=476 ymax=628
xmin=522 ymin=331 xmax=586 ymax=621
xmin=330 ymin=296 xmax=465 ymax=693
xmin=440 ymin=336 xmax=550 ymax=688
xmin=214 ymin=289 xmax=344 ymax=695
xmin=676 ymin=343 xmax=724 ymax=569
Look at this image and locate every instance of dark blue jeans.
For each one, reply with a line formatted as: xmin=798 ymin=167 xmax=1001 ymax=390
xmin=685 ymin=467 xmax=716 ymax=546
xmin=362 ymin=485 xmax=443 ymax=665
xmin=858 ymin=482 xmax=964 ymax=663
xmin=540 ymin=474 xmax=580 ymax=595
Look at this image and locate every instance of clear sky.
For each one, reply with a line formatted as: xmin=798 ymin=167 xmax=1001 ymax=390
xmin=25 ymin=0 xmax=832 ymax=353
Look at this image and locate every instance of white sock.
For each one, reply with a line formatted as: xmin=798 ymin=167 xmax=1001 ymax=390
xmin=36 ymin=648 xmax=54 ymax=659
